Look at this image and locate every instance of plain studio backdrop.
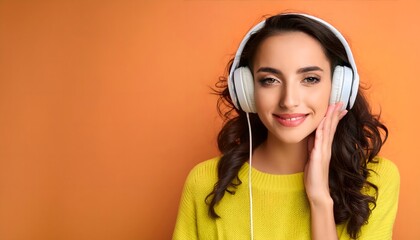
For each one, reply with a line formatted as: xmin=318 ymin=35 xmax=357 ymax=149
xmin=0 ymin=0 xmax=419 ymax=239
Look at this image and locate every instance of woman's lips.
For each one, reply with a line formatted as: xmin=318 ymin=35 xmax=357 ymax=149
xmin=273 ymin=113 xmax=308 ymax=127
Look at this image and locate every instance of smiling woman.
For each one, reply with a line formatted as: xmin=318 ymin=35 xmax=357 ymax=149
xmin=173 ymin=13 xmax=399 ymax=240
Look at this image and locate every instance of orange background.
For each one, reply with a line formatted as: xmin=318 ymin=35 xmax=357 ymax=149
xmin=0 ymin=0 xmax=419 ymax=239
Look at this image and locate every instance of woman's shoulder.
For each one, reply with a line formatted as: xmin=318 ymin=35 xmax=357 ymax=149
xmin=188 ymin=156 xmax=220 ymax=177
xmin=367 ymin=156 xmax=400 ymax=187
xmin=183 ymin=157 xmax=220 ymax=192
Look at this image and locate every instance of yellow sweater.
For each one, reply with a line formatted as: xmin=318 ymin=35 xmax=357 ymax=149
xmin=173 ymin=156 xmax=399 ymax=240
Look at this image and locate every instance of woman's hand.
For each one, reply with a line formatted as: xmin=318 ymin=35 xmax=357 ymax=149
xmin=304 ymin=102 xmax=347 ymax=240
xmin=304 ymin=102 xmax=347 ymax=205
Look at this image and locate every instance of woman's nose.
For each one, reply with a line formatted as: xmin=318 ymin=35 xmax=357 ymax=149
xmin=279 ymin=83 xmax=300 ymax=108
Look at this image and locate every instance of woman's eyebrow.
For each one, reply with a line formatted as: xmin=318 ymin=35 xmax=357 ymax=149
xmin=256 ymin=67 xmax=282 ymax=74
xmin=297 ymin=66 xmax=324 ymax=74
xmin=256 ymin=66 xmax=323 ymax=74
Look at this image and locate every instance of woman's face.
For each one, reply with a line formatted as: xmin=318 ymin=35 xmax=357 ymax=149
xmin=253 ymin=31 xmax=332 ymax=144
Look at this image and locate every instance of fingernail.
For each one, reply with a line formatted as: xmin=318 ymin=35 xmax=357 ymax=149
xmin=339 ymin=110 xmax=348 ymax=119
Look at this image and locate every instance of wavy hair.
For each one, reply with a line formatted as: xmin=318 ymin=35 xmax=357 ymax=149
xmin=205 ymin=14 xmax=388 ymax=239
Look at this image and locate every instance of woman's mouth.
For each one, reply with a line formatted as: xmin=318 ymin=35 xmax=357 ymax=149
xmin=273 ymin=113 xmax=308 ymax=127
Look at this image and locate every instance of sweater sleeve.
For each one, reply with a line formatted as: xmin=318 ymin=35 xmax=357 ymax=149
xmin=172 ymin=168 xmax=199 ymax=240
xmin=357 ymin=157 xmax=400 ymax=240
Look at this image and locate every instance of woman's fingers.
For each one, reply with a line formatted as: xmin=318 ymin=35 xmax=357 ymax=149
xmin=312 ymin=117 xmax=326 ymax=163
xmin=324 ymin=102 xmax=347 ymax=146
xmin=307 ymin=133 xmax=315 ymax=157
xmin=320 ymin=104 xmax=335 ymax=155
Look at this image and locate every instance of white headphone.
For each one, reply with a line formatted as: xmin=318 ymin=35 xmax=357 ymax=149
xmin=228 ymin=13 xmax=360 ymax=113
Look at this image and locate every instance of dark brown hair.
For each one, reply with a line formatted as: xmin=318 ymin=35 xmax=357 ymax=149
xmin=206 ymin=13 xmax=388 ymax=239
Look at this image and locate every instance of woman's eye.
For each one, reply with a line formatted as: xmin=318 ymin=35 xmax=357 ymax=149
xmin=303 ymin=76 xmax=320 ymax=84
xmin=259 ymin=78 xmax=279 ymax=86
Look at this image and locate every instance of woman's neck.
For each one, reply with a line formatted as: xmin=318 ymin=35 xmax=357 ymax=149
xmin=251 ymin=134 xmax=309 ymax=175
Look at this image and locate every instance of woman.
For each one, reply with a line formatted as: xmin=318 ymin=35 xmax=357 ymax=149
xmin=173 ymin=13 xmax=399 ymax=240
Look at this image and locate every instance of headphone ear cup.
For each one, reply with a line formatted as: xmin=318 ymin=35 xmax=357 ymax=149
xmin=233 ymin=67 xmax=256 ymax=113
xmin=331 ymin=66 xmax=353 ymax=110
xmin=330 ymin=66 xmax=344 ymax=105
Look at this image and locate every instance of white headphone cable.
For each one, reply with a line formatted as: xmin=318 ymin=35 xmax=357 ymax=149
xmin=246 ymin=112 xmax=254 ymax=240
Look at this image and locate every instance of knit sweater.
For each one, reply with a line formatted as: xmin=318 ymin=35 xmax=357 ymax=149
xmin=173 ymin=156 xmax=399 ymax=240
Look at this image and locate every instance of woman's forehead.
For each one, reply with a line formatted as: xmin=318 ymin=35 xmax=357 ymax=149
xmin=252 ymin=32 xmax=330 ymax=71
